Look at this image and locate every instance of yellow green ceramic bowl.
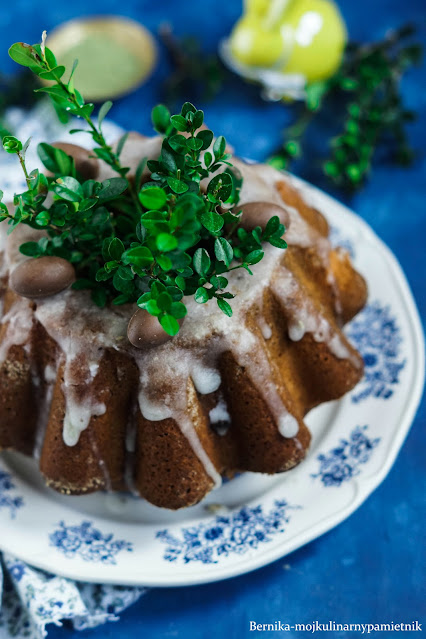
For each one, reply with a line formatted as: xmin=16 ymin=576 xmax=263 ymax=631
xmin=42 ymin=16 xmax=157 ymax=102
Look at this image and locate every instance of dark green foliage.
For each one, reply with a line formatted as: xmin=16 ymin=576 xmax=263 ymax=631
xmin=269 ymin=24 xmax=422 ymax=191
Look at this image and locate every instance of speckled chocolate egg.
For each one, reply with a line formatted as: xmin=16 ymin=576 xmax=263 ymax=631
xmin=238 ymin=201 xmax=289 ymax=233
xmin=10 ymin=256 xmax=76 ymax=299
xmin=51 ymin=142 xmax=99 ymax=180
xmin=127 ymin=308 xmax=184 ymax=349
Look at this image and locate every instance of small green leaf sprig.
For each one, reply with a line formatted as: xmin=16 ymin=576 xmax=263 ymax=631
xmin=1 ymin=34 xmax=287 ymax=337
xmin=269 ymin=24 xmax=422 ymax=190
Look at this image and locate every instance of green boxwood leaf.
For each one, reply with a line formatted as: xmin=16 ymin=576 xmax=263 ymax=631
xmin=35 ymin=211 xmax=50 ymax=226
xmin=195 ymin=287 xmax=209 ymax=303
xmin=139 ymin=186 xmax=167 ymax=210
xmin=186 ymin=137 xmax=203 ymax=152
xmin=193 ymin=248 xmax=211 ymax=276
xmin=214 ymin=237 xmax=233 ymax=266
xmin=268 ymin=237 xmax=288 ymax=249
xmin=168 ymin=134 xmax=187 ymax=154
xmin=157 ymin=292 xmax=172 ymax=312
xmin=116 ymin=132 xmax=129 ymax=157
xmin=145 ymin=298 xmax=161 ymax=315
xmin=98 ymin=177 xmax=128 ymax=201
xmin=152 ymin=104 xmax=171 ymax=134
xmin=156 ymin=233 xmax=178 ymax=252
xmin=170 ymin=301 xmax=187 ymax=318
xmin=245 ymin=249 xmax=264 ymax=265
xmin=181 ymin=102 xmax=196 ymax=117
xmin=8 ymin=42 xmax=42 ymax=68
xmin=207 ymin=172 xmax=232 ymax=202
xmin=109 ymin=237 xmax=125 ymax=260
xmin=150 ymin=281 xmax=167 ymax=297
xmin=122 ymin=246 xmax=154 ymax=267
xmin=193 ymin=110 xmax=204 ymax=129
xmin=156 ymin=255 xmax=173 ymax=271
xmin=200 ymin=211 xmax=224 ymax=234
xmin=264 ymin=215 xmax=281 ymax=238
xmin=160 ymin=313 xmax=180 ymax=336
xmin=95 ymin=267 xmax=112 ymax=282
xmin=98 ymin=100 xmax=113 ymax=128
xmin=175 ymin=275 xmax=186 ymax=291
xmin=53 ymin=176 xmax=83 ymax=202
xmin=161 ymin=147 xmax=177 ymax=173
xmin=197 ymin=129 xmax=214 ymax=150
xmin=217 ymin=298 xmax=232 ymax=316
xmin=38 ymin=65 xmax=66 ymax=81
xmin=213 ymin=135 xmax=226 ymax=159
xmin=170 ymin=114 xmax=188 ymax=131
xmin=166 ymin=177 xmax=188 ymax=194
xmin=37 ymin=143 xmax=73 ymax=175
xmin=19 ymin=241 xmax=41 ymax=257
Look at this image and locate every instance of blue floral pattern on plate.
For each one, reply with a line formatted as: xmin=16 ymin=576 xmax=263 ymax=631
xmin=157 ymin=500 xmax=300 ymax=564
xmin=49 ymin=521 xmax=133 ymax=565
xmin=312 ymin=425 xmax=381 ymax=487
xmin=329 ymin=226 xmax=355 ymax=258
xmin=347 ymin=301 xmax=406 ymax=403
xmin=0 ymin=470 xmax=24 ymax=519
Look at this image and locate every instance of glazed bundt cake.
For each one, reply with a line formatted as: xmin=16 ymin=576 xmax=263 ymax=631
xmin=0 ymin=132 xmax=367 ymax=509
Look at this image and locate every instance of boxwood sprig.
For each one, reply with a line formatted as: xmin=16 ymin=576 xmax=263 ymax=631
xmin=1 ymin=33 xmax=287 ymax=337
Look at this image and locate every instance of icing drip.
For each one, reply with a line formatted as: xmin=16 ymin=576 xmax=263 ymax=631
xmin=278 ymin=413 xmax=300 ymax=438
xmin=34 ymin=292 xmax=128 ymax=447
xmin=0 ymin=297 xmax=33 ymax=364
xmin=209 ymin=397 xmax=231 ymax=436
xmin=225 ymin=324 xmax=299 ymax=439
xmin=272 ymin=266 xmax=358 ymax=365
xmin=258 ymin=316 xmax=272 ymax=340
xmin=33 ymin=364 xmax=57 ymax=459
xmin=62 ymin=395 xmax=106 ymax=447
xmin=209 ymin=399 xmax=231 ymax=425
xmin=136 ymin=353 xmax=222 ymax=487
xmin=191 ymin=363 xmax=221 ymax=395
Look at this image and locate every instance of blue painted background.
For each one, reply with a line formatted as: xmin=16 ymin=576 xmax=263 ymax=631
xmin=1 ymin=0 xmax=425 ymax=637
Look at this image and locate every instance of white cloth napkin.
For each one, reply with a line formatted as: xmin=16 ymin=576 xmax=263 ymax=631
xmin=0 ymin=105 xmax=146 ymax=638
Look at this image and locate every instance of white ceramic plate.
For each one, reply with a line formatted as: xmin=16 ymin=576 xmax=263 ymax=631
xmin=0 ymin=175 xmax=424 ymax=587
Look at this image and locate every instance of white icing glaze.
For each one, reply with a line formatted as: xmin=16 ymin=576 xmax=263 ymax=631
xmin=62 ymin=398 xmax=106 ymax=447
xmin=257 ymin=315 xmax=273 ymax=340
xmin=0 ymin=135 xmax=363 ymax=490
xmin=278 ymin=413 xmax=300 ymax=438
xmin=34 ymin=293 xmax=128 ymax=447
xmin=44 ymin=364 xmax=56 ymax=383
xmin=191 ymin=363 xmax=221 ymax=395
xmin=0 ymin=296 xmax=33 ymax=364
xmin=209 ymin=398 xmax=231 ymax=435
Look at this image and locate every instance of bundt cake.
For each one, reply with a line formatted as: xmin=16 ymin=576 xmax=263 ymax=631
xmin=0 ymin=131 xmax=367 ymax=509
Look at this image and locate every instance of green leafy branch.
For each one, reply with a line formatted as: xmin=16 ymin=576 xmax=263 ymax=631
xmin=1 ymin=33 xmax=287 ymax=337
xmin=269 ymin=24 xmax=422 ymax=190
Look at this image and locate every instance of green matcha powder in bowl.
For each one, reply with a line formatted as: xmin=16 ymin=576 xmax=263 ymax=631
xmin=42 ymin=16 xmax=157 ymax=101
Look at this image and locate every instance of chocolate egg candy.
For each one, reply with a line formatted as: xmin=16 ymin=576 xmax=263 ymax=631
xmin=127 ymin=308 xmax=184 ymax=349
xmin=238 ymin=201 xmax=289 ymax=233
xmin=51 ymin=142 xmax=99 ymax=180
xmin=10 ymin=256 xmax=76 ymax=299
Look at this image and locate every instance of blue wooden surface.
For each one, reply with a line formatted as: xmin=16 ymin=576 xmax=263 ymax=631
xmin=1 ymin=1 xmax=425 ymax=637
